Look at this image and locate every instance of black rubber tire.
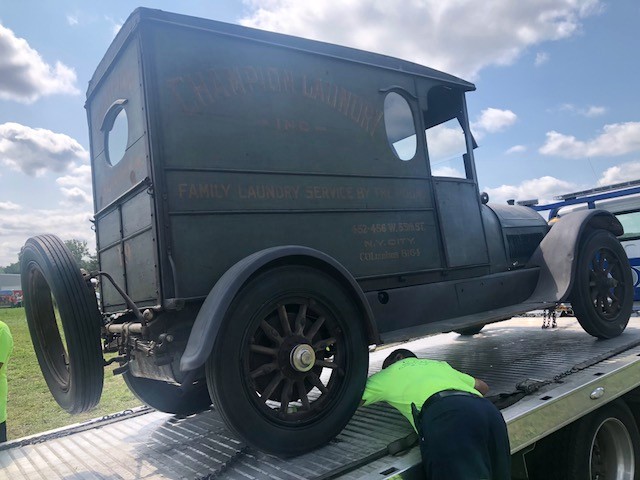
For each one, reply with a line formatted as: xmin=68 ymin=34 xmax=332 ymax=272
xmin=123 ymin=372 xmax=211 ymax=415
xmin=454 ymin=324 xmax=485 ymax=336
xmin=20 ymin=235 xmax=103 ymax=413
xmin=206 ymin=265 xmax=369 ymax=456
xmin=564 ymin=400 xmax=640 ymax=479
xmin=570 ymin=230 xmax=633 ymax=338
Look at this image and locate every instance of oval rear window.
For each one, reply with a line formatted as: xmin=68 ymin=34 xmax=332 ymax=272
xmin=106 ymin=108 xmax=128 ymax=166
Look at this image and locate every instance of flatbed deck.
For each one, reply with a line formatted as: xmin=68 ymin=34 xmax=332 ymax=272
xmin=3 ymin=316 xmax=640 ymax=480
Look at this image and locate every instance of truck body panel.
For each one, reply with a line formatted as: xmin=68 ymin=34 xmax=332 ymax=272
xmin=85 ymin=8 xmax=549 ymax=324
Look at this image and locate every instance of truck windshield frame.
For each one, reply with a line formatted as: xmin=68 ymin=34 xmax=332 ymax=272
xmin=423 ymin=85 xmax=475 ymax=180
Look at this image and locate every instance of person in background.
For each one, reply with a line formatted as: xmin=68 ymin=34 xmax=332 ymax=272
xmin=361 ymin=348 xmax=510 ymax=480
xmin=0 ymin=320 xmax=14 ymax=443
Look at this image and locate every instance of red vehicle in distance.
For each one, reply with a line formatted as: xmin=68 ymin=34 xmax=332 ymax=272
xmin=0 ymin=290 xmax=23 ymax=308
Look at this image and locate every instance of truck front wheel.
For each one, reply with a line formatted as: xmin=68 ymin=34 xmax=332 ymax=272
xmin=206 ymin=265 xmax=368 ymax=456
xmin=570 ymin=230 xmax=633 ymax=338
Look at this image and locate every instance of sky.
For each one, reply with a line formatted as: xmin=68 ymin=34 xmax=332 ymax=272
xmin=0 ymin=0 xmax=639 ymax=266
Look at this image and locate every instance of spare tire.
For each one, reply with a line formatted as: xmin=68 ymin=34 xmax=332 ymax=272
xmin=21 ymin=235 xmax=104 ymax=413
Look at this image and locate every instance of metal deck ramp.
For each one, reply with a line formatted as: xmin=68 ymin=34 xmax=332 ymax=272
xmin=2 ymin=317 xmax=640 ymax=479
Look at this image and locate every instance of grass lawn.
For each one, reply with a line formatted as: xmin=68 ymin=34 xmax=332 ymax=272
xmin=1 ymin=307 xmax=141 ymax=441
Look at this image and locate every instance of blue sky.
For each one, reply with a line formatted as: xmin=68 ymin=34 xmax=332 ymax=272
xmin=0 ymin=0 xmax=639 ymax=266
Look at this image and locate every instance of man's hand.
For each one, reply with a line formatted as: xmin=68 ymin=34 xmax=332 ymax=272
xmin=474 ymin=378 xmax=489 ymax=396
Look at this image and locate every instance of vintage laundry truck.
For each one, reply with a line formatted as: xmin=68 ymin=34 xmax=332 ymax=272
xmin=20 ymin=8 xmax=632 ymax=455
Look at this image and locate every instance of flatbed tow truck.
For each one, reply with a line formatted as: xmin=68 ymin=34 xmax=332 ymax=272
xmin=4 ymin=315 xmax=640 ymax=479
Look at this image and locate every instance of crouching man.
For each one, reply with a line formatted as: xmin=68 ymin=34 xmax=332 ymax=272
xmin=361 ymin=349 xmax=510 ymax=480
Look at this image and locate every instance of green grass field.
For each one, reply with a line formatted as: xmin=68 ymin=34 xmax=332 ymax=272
xmin=1 ymin=307 xmax=141 ymax=440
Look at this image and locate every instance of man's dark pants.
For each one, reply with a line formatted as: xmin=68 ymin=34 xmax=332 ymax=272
xmin=0 ymin=421 xmax=6 ymax=443
xmin=418 ymin=394 xmax=510 ymax=480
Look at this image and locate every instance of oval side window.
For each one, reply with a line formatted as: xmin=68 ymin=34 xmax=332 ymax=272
xmin=384 ymin=92 xmax=417 ymax=161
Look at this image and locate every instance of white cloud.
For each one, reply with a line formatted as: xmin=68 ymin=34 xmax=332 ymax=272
xmin=426 ymin=121 xmax=467 ymax=160
xmin=56 ymin=163 xmax=91 ymax=189
xmin=432 ymin=166 xmax=464 ymax=177
xmin=0 ymin=122 xmax=89 ymax=176
xmin=0 ymin=123 xmax=94 ymax=265
xmin=0 ymin=151 xmax=94 ymax=266
xmin=598 ymin=161 xmax=640 ymax=186
xmin=56 ymin=163 xmax=93 ymax=206
xmin=471 ymin=108 xmax=517 ymax=139
xmin=484 ymin=175 xmax=577 ymax=205
xmin=241 ymin=0 xmax=603 ymax=79
xmin=0 ymin=23 xmax=79 ymax=103
xmin=105 ymin=16 xmax=123 ymax=36
xmin=0 ymin=201 xmax=20 ymax=211
xmin=0 ymin=205 xmax=94 ymax=266
xmin=558 ymin=103 xmax=607 ymax=117
xmin=506 ymin=145 xmax=527 ymax=154
xmin=584 ymin=106 xmax=607 ymax=117
xmin=60 ymin=186 xmax=92 ymax=205
xmin=66 ymin=14 xmax=79 ymax=26
xmin=540 ymin=122 xmax=640 ymax=158
xmin=535 ymin=51 xmax=549 ymax=66
xmin=473 ymin=108 xmax=517 ymax=133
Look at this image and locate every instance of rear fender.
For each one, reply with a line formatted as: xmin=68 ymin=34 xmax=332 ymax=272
xmin=526 ymin=210 xmax=623 ymax=303
xmin=179 ymin=246 xmax=379 ymax=372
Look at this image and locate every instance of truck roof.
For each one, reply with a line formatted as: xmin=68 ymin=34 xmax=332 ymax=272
xmin=86 ymin=7 xmax=476 ymax=101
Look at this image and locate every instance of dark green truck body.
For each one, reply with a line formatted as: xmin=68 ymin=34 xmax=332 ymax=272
xmin=87 ymin=8 xmax=549 ymax=335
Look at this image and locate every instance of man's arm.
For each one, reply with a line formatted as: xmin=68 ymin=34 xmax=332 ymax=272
xmin=361 ymin=371 xmax=385 ymax=407
xmin=0 ymin=327 xmax=12 ymax=365
xmin=474 ymin=378 xmax=489 ymax=396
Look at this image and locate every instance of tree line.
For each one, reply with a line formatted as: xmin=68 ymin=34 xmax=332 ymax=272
xmin=0 ymin=239 xmax=98 ymax=274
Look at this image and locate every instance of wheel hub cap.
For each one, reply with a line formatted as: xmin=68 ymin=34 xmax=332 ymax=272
xmin=290 ymin=344 xmax=315 ymax=372
xmin=594 ymin=272 xmax=617 ymax=295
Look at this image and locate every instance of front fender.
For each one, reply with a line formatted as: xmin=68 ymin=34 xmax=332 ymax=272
xmin=526 ymin=209 xmax=623 ymax=303
xmin=179 ymin=246 xmax=378 ymax=373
